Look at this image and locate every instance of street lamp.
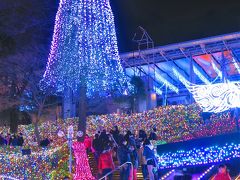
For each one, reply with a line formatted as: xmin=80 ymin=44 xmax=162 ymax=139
xmin=58 ymin=126 xmax=83 ymax=174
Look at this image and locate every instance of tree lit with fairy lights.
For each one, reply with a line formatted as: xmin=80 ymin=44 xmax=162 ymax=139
xmin=41 ymin=0 xmax=129 ymax=97
xmin=40 ymin=0 xmax=130 ymax=177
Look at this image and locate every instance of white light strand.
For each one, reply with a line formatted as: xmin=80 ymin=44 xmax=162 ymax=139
xmin=155 ymin=73 xmax=179 ymax=93
xmin=41 ymin=0 xmax=129 ymax=96
xmin=211 ymin=61 xmax=222 ymax=79
xmin=173 ymin=68 xmax=190 ymax=87
xmin=187 ymin=81 xmax=240 ymax=113
xmin=0 ymin=175 xmax=19 ymax=180
xmin=232 ymin=57 xmax=240 ymax=74
xmin=153 ymin=86 xmax=163 ymax=95
xmin=193 ymin=66 xmax=211 ymax=84
xmin=197 ymin=165 xmax=215 ymax=180
xmin=161 ymin=169 xmax=175 ymax=180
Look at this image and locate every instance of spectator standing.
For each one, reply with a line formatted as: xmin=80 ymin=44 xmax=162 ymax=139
xmin=40 ymin=138 xmax=50 ymax=147
xmin=138 ymin=141 xmax=148 ymax=180
xmin=0 ymin=133 xmax=5 ymax=146
xmin=139 ymin=130 xmax=147 ymax=142
xmin=143 ymin=139 xmax=156 ymax=180
xmin=149 ymin=128 xmax=157 ymax=141
xmin=129 ymin=144 xmax=139 ymax=180
xmin=118 ymin=137 xmax=131 ymax=180
xmin=110 ymin=126 xmax=120 ymax=145
xmin=99 ymin=130 xmax=110 ymax=151
xmin=17 ymin=133 xmax=24 ymax=146
xmin=7 ymin=134 xmax=12 ymax=146
xmin=84 ymin=134 xmax=92 ymax=153
xmin=213 ymin=164 xmax=231 ymax=180
xmin=98 ymin=148 xmax=115 ymax=180
xmin=11 ymin=135 xmax=18 ymax=146
xmin=92 ymin=134 xmax=101 ymax=162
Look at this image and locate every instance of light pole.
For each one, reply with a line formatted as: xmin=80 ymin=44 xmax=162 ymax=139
xmin=67 ymin=125 xmax=74 ymax=174
xmin=58 ymin=125 xmax=83 ymax=174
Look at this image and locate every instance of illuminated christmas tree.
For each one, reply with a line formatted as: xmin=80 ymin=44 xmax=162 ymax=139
xmin=42 ymin=0 xmax=128 ymax=97
xmin=41 ymin=0 xmax=130 ymax=139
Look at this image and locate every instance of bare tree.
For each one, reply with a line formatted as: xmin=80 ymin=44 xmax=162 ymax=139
xmin=0 ymin=0 xmax=59 ymax=141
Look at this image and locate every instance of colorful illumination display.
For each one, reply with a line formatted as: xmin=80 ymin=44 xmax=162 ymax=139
xmin=0 ymin=175 xmax=19 ymax=180
xmin=155 ymin=73 xmax=179 ymax=93
xmin=158 ymin=143 xmax=240 ymax=169
xmin=153 ymin=86 xmax=163 ymax=95
xmin=41 ymin=0 xmax=129 ymax=96
xmin=232 ymin=56 xmax=240 ymax=74
xmin=188 ymin=82 xmax=240 ymax=113
xmin=72 ymin=142 xmax=94 ymax=180
xmin=211 ymin=60 xmax=223 ymax=79
xmin=198 ymin=165 xmax=215 ymax=180
xmin=87 ymin=104 xmax=236 ymax=143
xmin=0 ymin=119 xmax=77 ymax=179
xmin=193 ymin=66 xmax=210 ymax=84
xmin=0 ymin=145 xmax=67 ymax=179
xmin=172 ymin=68 xmax=189 ymax=86
xmin=0 ymin=105 xmax=238 ymax=178
xmin=161 ymin=169 xmax=175 ymax=180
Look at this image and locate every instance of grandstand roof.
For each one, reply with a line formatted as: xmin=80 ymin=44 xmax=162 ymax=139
xmin=120 ymin=32 xmax=240 ymax=93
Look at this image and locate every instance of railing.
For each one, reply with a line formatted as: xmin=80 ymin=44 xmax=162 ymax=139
xmin=235 ymin=173 xmax=240 ymax=180
xmin=98 ymin=161 xmax=133 ymax=180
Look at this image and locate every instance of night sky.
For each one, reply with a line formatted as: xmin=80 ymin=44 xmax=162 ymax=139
xmin=110 ymin=0 xmax=240 ymax=52
xmin=1 ymin=0 xmax=240 ymax=54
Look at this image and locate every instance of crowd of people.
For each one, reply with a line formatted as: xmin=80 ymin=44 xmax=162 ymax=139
xmin=84 ymin=127 xmax=235 ymax=180
xmin=0 ymin=104 xmax=237 ymax=179
xmin=86 ymin=126 xmax=159 ymax=180
xmin=0 ymin=133 xmax=24 ymax=146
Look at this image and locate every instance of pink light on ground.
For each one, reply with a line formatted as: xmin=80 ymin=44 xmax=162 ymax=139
xmin=72 ymin=142 xmax=95 ymax=180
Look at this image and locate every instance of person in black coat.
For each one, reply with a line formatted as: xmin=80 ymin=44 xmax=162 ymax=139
xmin=17 ymin=133 xmax=24 ymax=146
xmin=0 ymin=133 xmax=5 ymax=146
xmin=117 ymin=136 xmax=131 ymax=180
xmin=92 ymin=134 xmax=101 ymax=164
xmin=149 ymin=127 xmax=157 ymax=141
xmin=11 ymin=135 xmax=19 ymax=146
xmin=110 ymin=126 xmax=120 ymax=145
xmin=40 ymin=138 xmax=50 ymax=147
xmin=139 ymin=130 xmax=147 ymax=142
xmin=99 ymin=130 xmax=110 ymax=151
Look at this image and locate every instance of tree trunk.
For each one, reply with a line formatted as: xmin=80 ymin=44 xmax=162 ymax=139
xmin=78 ymin=86 xmax=87 ymax=142
xmin=33 ymin=121 xmax=41 ymax=145
xmin=32 ymin=105 xmax=43 ymax=146
xmin=10 ymin=107 xmax=18 ymax=133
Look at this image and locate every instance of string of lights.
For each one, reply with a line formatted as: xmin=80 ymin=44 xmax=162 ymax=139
xmin=72 ymin=142 xmax=94 ymax=179
xmin=158 ymin=143 xmax=240 ymax=169
xmin=188 ymin=82 xmax=240 ymax=113
xmin=0 ymin=104 xmax=237 ymax=178
xmin=155 ymin=73 xmax=179 ymax=93
xmin=232 ymin=56 xmax=240 ymax=74
xmin=193 ymin=66 xmax=210 ymax=84
xmin=211 ymin=60 xmax=223 ymax=79
xmin=160 ymin=169 xmax=175 ymax=180
xmin=197 ymin=165 xmax=215 ymax=180
xmin=87 ymin=104 xmax=235 ymax=143
xmin=0 ymin=175 xmax=19 ymax=180
xmin=172 ymin=67 xmax=189 ymax=87
xmin=41 ymin=0 xmax=129 ymax=96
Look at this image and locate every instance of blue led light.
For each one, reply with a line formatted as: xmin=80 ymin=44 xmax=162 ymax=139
xmin=193 ymin=66 xmax=210 ymax=84
xmin=158 ymin=143 xmax=240 ymax=169
xmin=41 ymin=0 xmax=129 ymax=96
